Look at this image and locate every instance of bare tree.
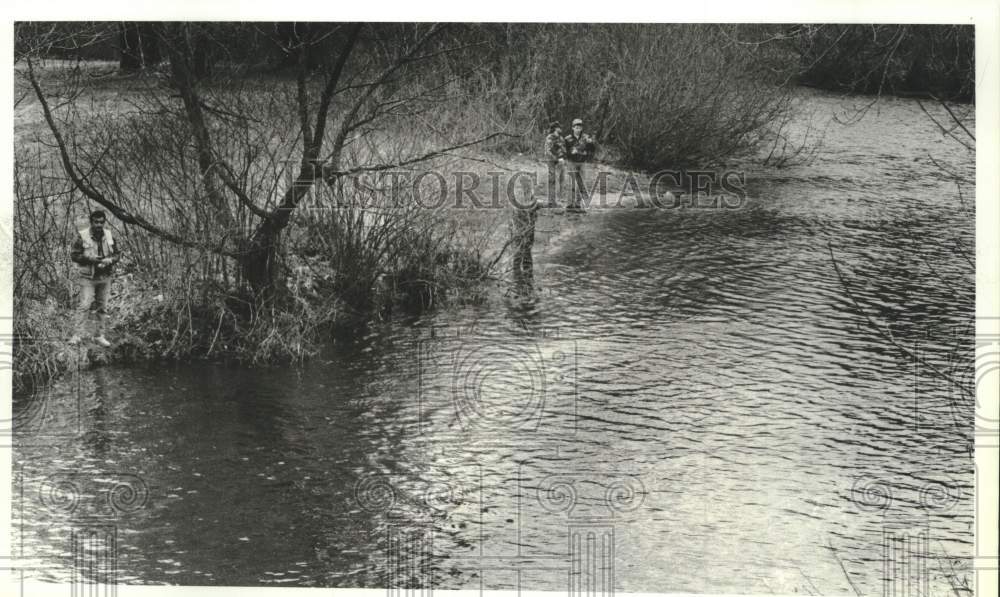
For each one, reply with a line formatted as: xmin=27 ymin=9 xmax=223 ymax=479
xmin=20 ymin=22 xmax=509 ymax=298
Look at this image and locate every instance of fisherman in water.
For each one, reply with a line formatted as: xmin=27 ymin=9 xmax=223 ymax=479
xmin=69 ymin=210 xmax=121 ymax=347
xmin=543 ymin=120 xmax=567 ymax=206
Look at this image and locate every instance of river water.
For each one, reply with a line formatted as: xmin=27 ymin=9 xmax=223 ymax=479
xmin=12 ymin=91 xmax=976 ymax=594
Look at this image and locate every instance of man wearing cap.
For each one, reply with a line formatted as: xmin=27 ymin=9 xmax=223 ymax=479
xmin=542 ymin=121 xmax=566 ymax=206
xmin=564 ymin=118 xmax=597 ymax=211
xmin=69 ymin=210 xmax=121 ymax=347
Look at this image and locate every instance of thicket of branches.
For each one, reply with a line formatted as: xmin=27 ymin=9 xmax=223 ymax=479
xmin=793 ymin=24 xmax=974 ymax=101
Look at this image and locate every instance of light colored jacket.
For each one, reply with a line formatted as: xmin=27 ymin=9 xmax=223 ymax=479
xmin=71 ymin=228 xmax=116 ymax=279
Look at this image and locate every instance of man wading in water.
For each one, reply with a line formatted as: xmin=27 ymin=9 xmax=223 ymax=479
xmin=543 ymin=121 xmax=566 ymax=206
xmin=564 ymin=118 xmax=596 ymax=211
xmin=69 ymin=210 xmax=121 ymax=347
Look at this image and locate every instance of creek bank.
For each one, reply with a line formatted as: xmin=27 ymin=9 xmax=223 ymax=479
xmin=14 ymin=157 xmax=692 ymax=395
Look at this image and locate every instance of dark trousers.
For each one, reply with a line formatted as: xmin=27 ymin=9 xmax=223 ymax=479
xmin=546 ymin=160 xmax=565 ymax=206
xmin=566 ymin=160 xmax=587 ymax=208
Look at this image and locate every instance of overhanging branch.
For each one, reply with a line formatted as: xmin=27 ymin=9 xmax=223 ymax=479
xmin=24 ymin=58 xmax=240 ymax=259
xmin=827 ymin=243 xmax=972 ymax=400
xmin=324 ymin=132 xmax=518 ymax=179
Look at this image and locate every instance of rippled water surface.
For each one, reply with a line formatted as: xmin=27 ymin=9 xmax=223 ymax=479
xmin=13 ymin=91 xmax=976 ymax=594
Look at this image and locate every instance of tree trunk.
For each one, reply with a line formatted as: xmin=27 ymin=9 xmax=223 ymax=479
xmin=192 ymin=34 xmax=212 ymax=78
xmin=241 ymin=192 xmax=309 ymax=298
xmin=119 ymin=23 xmax=142 ymax=71
xmin=139 ymin=24 xmax=161 ymax=66
xmin=241 ymin=222 xmax=282 ymax=299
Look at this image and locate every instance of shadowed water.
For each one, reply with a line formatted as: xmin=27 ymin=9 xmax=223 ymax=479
xmin=13 ymin=91 xmax=976 ymax=594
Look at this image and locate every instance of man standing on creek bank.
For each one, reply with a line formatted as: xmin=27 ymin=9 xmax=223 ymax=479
xmin=69 ymin=210 xmax=121 ymax=347
xmin=564 ymin=118 xmax=597 ymax=211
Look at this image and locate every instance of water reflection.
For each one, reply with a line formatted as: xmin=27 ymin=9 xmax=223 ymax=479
xmin=81 ymin=367 xmax=111 ymax=457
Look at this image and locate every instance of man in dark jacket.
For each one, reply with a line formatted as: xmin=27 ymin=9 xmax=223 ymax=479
xmin=564 ymin=118 xmax=596 ymax=211
xmin=69 ymin=210 xmax=121 ymax=346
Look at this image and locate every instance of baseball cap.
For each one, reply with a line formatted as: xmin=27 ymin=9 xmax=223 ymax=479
xmin=572 ymin=118 xmax=584 ymax=126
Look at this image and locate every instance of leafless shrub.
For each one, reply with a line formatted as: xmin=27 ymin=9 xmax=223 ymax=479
xmin=759 ymin=98 xmax=827 ymax=167
xmin=527 ymin=24 xmax=799 ymax=171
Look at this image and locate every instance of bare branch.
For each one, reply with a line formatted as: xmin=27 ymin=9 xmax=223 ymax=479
xmin=158 ymin=24 xmax=237 ymax=225
xmin=828 ymin=243 xmax=972 ymax=400
xmin=296 ymin=47 xmax=314 ymax=152
xmin=325 ymin=132 xmax=518 ymax=178
xmin=323 ymin=24 xmax=448 ymax=172
xmin=24 ymin=58 xmax=239 ymax=258
xmin=826 ymin=538 xmax=864 ymax=597
xmin=932 ymin=94 xmax=975 ymax=141
xmin=310 ymin=23 xmax=363 ymax=157
xmin=216 ymin=162 xmax=269 ymax=220
xmin=916 ymin=99 xmax=975 ymax=151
